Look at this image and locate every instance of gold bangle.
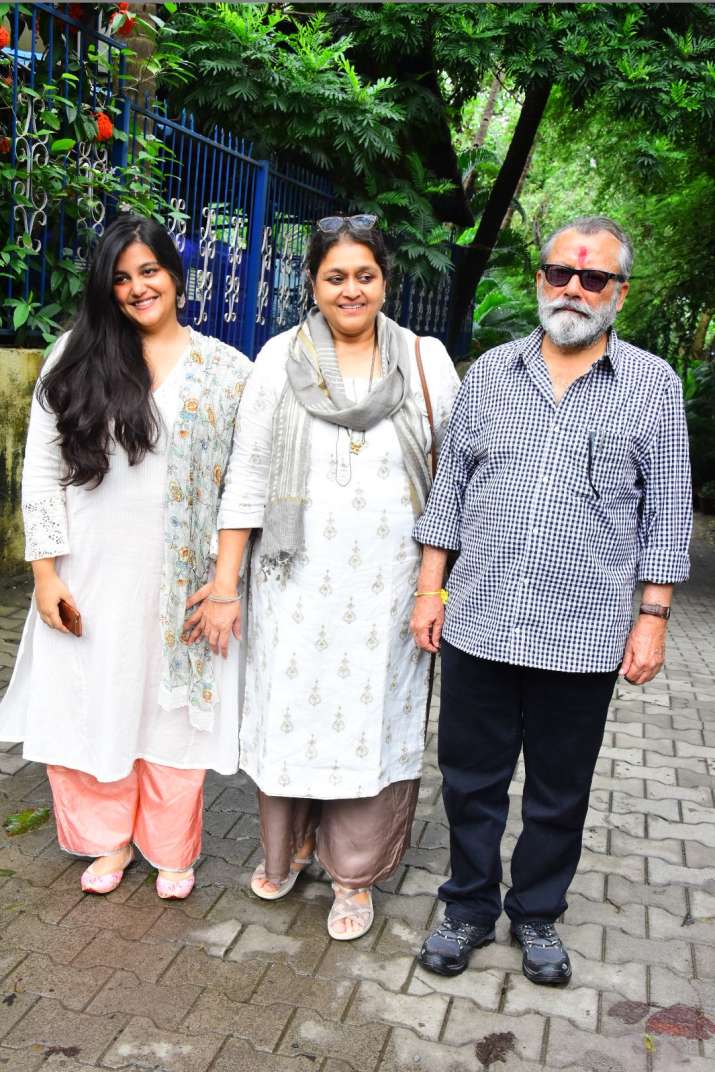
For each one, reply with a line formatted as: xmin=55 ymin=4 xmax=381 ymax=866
xmin=415 ymin=589 xmax=448 ymax=604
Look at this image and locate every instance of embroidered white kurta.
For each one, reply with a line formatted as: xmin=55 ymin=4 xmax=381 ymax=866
xmin=219 ymin=327 xmax=460 ymax=799
xmin=0 ymin=335 xmax=247 ymax=783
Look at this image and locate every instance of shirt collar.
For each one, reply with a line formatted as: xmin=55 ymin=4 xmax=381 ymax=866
xmin=512 ymin=326 xmax=621 ymax=380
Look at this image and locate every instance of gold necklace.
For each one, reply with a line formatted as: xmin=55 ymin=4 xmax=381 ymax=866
xmin=348 ymin=340 xmax=378 ymax=455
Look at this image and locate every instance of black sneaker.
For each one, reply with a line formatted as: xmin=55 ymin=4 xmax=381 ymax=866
xmin=511 ymin=920 xmax=572 ymax=985
xmin=418 ymin=915 xmax=495 ymax=976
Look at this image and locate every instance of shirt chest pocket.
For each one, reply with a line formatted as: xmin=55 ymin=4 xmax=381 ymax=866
xmin=586 ymin=428 xmax=641 ymax=501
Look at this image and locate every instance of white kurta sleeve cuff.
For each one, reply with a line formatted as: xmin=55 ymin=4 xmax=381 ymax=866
xmin=23 ymin=492 xmax=70 ymax=560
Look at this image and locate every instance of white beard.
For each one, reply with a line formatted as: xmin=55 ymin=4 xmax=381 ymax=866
xmin=538 ymin=287 xmax=619 ymax=349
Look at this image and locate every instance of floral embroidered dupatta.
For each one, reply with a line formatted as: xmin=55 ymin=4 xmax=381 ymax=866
xmin=157 ymin=330 xmax=251 ymax=731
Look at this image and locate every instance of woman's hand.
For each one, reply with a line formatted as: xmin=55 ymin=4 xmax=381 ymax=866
xmin=185 ymin=583 xmax=241 ymax=658
xmin=34 ymin=568 xmax=76 ymax=634
xmin=410 ymin=594 xmax=444 ymax=654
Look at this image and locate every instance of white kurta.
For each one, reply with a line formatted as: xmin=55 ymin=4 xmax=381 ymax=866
xmin=0 ymin=344 xmax=242 ymax=783
xmin=218 ymin=327 xmax=460 ymax=799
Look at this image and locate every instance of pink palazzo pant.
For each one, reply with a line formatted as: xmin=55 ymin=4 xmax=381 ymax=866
xmin=47 ymin=759 xmax=205 ymax=871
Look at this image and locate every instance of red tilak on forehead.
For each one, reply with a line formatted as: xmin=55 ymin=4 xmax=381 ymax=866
xmin=577 ymin=246 xmax=588 ymax=265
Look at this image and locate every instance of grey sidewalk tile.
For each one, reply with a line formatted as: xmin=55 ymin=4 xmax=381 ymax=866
xmin=649 ymin=965 xmax=715 ymax=1012
xmin=85 ymin=970 xmax=203 ymax=1030
xmin=0 ymin=990 xmax=38 ymax=1042
xmin=252 ymin=962 xmax=353 ymax=1019
xmin=647 ymin=856 xmax=715 ymax=889
xmin=564 ymin=892 xmax=647 ymax=937
xmin=317 ymin=942 xmax=414 ymax=992
xmin=59 ymin=897 xmax=162 ymax=940
xmin=182 ymin=990 xmax=292 ymax=1048
xmin=227 ymin=923 xmax=328 ymax=974
xmin=649 ymin=905 xmax=715 ymax=946
xmin=2 ymin=997 xmax=126 ymax=1064
xmin=645 ymin=781 xmax=713 ymax=803
xmin=2 ymin=913 xmax=97 ymax=964
xmin=73 ymin=929 xmax=180 ymax=983
xmin=205 ymin=885 xmax=301 ymax=934
xmin=346 ymin=979 xmax=449 ymax=1041
xmin=160 ymin=945 xmax=265 ymax=1001
xmin=102 ymin=1016 xmax=223 ymax=1070
xmin=0 ymin=1046 xmax=43 ymax=1071
xmin=442 ymin=1002 xmax=546 ymax=1058
xmin=609 ymin=831 xmax=686 ymax=866
xmin=604 ymin=930 xmax=692 ymax=974
xmin=408 ymin=964 xmax=505 ymax=1009
xmin=503 ymin=973 xmax=600 ymax=1031
xmin=3 ymin=952 xmax=112 ymax=1011
xmin=210 ymin=1039 xmax=320 ymax=1072
xmin=278 ymin=1009 xmax=390 ymax=1072
xmin=545 ymin=1017 xmax=648 ymax=1071
xmin=141 ymin=908 xmax=242 ymax=956
xmin=648 ymin=817 xmax=715 ymax=847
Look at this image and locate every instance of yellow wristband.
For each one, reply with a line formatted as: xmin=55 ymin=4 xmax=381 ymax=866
xmin=415 ymin=589 xmax=448 ymax=604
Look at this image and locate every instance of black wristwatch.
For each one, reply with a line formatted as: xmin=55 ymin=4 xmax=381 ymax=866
xmin=639 ymin=603 xmax=670 ymax=621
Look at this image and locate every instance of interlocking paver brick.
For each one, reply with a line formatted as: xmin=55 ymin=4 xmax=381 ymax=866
xmin=408 ymin=963 xmax=505 ymax=1008
xmin=546 ymin=1017 xmax=648 ymax=1071
xmin=2 ymin=913 xmax=96 ymax=964
xmin=4 ymin=952 xmax=112 ymax=1011
xmin=73 ymin=929 xmax=180 ymax=982
xmin=85 ymin=970 xmax=203 ymax=1029
xmin=252 ymin=962 xmax=353 ymax=1018
xmin=0 ymin=1046 xmax=44 ymax=1072
xmin=346 ymin=979 xmax=448 ymax=1040
xmin=504 ymin=973 xmax=600 ymax=1031
xmin=102 ymin=1016 xmax=222 ymax=1070
xmin=210 ymin=1039 xmax=321 ymax=1072
xmin=317 ymin=942 xmax=413 ymax=991
xmin=142 ymin=906 xmax=242 ymax=955
xmin=60 ymin=896 xmax=162 ymax=939
xmin=2 ymin=997 xmax=125 ymax=1063
xmin=278 ymin=1009 xmax=390 ymax=1072
xmin=182 ymin=989 xmax=292 ymax=1047
xmin=227 ymin=922 xmax=328 ymax=974
xmin=604 ymin=929 xmax=692 ymax=973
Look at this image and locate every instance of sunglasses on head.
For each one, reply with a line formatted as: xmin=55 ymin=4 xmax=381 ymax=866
xmin=316 ymin=214 xmax=378 ymax=234
xmin=541 ymin=263 xmax=627 ymax=293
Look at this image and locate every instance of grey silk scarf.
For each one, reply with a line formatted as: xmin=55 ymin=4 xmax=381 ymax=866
xmin=261 ymin=307 xmax=431 ymax=577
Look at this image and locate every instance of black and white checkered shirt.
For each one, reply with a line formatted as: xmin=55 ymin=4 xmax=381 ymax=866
xmin=413 ymin=327 xmax=692 ymax=673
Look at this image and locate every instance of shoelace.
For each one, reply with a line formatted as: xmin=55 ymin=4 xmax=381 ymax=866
xmin=434 ymin=919 xmax=481 ymax=948
xmin=519 ymin=921 xmax=561 ymax=948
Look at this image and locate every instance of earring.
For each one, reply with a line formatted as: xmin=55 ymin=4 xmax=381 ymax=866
xmin=177 ymin=293 xmax=186 ymax=310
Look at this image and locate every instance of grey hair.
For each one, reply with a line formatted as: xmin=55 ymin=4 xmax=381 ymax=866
xmin=540 ymin=216 xmax=633 ymax=279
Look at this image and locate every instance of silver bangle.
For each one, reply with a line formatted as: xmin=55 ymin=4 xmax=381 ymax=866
xmin=206 ymin=593 xmax=241 ymax=604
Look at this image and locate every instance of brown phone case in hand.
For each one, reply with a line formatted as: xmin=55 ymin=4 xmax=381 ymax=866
xmin=58 ymin=598 xmax=82 ymax=637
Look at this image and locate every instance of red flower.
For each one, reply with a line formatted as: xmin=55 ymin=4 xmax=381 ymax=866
xmin=118 ymin=2 xmax=130 ymax=10
xmin=0 ymin=136 xmax=11 ymax=154
xmin=115 ymin=18 xmax=135 ymax=38
xmin=0 ymin=26 xmax=11 ymax=50
xmin=67 ymin=4 xmax=86 ymax=21
xmin=94 ymin=112 xmax=113 ymax=142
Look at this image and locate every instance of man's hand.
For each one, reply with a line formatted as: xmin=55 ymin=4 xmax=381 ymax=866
xmin=620 ymin=614 xmax=667 ymax=685
xmin=410 ymin=594 xmax=444 ymax=654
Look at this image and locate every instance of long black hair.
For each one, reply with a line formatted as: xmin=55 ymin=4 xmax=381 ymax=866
xmin=305 ymin=220 xmax=391 ymax=282
xmin=39 ymin=214 xmax=185 ymax=487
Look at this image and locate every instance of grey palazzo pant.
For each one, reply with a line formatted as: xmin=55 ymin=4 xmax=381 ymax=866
xmin=258 ymin=779 xmax=420 ymax=889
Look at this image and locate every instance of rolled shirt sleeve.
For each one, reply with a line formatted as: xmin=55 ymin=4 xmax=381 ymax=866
xmin=413 ymin=370 xmax=475 ymax=551
xmin=637 ymin=377 xmax=692 ymax=583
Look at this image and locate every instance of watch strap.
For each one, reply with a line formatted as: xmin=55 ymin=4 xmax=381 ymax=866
xmin=639 ymin=603 xmax=670 ymax=620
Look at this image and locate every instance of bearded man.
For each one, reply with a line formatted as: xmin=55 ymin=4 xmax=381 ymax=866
xmin=411 ymin=216 xmax=692 ymax=984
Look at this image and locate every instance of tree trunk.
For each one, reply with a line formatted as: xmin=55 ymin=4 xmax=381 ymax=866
xmin=463 ymin=73 xmax=501 ymax=200
xmin=501 ymin=140 xmax=536 ymax=231
xmin=447 ymin=78 xmax=552 ymax=353
xmin=693 ymin=308 xmax=713 ymax=361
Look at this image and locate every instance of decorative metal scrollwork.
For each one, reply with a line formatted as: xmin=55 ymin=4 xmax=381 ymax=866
xmin=167 ymin=197 xmax=187 ymax=253
xmin=75 ymin=140 xmax=110 ymax=260
xmin=194 ymin=205 xmax=217 ymax=326
xmin=256 ymin=224 xmax=272 ymax=327
xmin=12 ymin=95 xmax=49 ymax=254
xmin=224 ymin=212 xmax=244 ymax=324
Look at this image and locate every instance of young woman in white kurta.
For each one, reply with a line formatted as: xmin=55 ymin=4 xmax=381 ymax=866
xmin=197 ymin=218 xmax=459 ymax=938
xmin=0 ymin=215 xmax=252 ymax=899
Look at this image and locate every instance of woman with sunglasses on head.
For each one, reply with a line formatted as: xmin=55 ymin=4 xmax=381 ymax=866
xmin=0 ymin=214 xmax=252 ymax=900
xmin=196 ymin=214 xmax=460 ymax=939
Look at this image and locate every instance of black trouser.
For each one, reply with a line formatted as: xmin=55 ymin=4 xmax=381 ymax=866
xmin=437 ymin=641 xmax=618 ymax=926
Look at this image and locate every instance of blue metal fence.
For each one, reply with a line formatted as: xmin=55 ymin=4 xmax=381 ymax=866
xmin=3 ymin=4 xmax=472 ymax=357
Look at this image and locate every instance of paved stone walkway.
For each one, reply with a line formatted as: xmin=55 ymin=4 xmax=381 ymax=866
xmin=0 ymin=526 xmax=714 ymax=1072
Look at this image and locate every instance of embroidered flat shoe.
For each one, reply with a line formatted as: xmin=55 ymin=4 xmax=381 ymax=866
xmin=156 ymin=870 xmax=195 ymax=900
xmin=80 ymin=847 xmax=134 ymax=895
xmin=510 ymin=920 xmax=572 ymax=985
xmin=327 ymin=884 xmax=374 ymax=941
xmin=250 ymin=854 xmax=313 ymax=901
xmin=419 ymin=915 xmax=495 ymax=975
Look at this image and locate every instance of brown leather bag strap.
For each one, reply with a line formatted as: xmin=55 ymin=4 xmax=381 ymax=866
xmin=414 ymin=336 xmax=437 ymax=478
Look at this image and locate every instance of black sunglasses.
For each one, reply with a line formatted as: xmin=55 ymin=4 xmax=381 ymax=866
xmin=316 ymin=214 xmax=378 ymax=233
xmin=541 ymin=263 xmax=626 ymax=293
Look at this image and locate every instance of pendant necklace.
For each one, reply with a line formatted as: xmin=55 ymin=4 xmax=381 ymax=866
xmin=335 ymin=340 xmax=378 ymax=487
